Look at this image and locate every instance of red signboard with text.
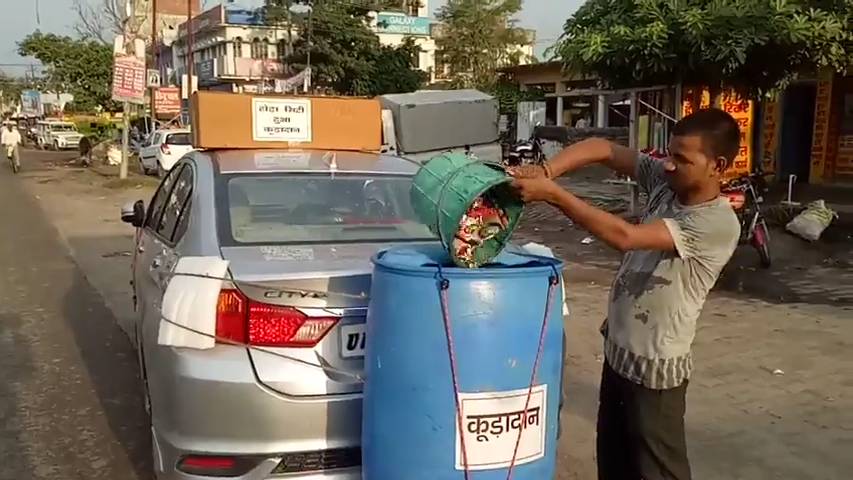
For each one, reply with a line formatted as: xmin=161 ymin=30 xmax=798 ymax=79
xmin=154 ymin=87 xmax=181 ymax=115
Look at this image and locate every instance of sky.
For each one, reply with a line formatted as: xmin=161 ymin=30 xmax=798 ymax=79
xmin=0 ymin=0 xmax=584 ymax=76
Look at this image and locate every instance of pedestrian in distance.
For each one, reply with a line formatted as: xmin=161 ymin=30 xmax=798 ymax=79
xmin=1 ymin=121 xmax=22 ymax=172
xmin=510 ymin=108 xmax=742 ymax=480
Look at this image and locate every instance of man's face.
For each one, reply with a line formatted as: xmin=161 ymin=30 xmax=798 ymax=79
xmin=663 ymin=134 xmax=724 ymax=193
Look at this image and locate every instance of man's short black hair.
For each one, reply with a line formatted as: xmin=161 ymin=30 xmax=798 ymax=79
xmin=672 ymin=108 xmax=741 ymax=167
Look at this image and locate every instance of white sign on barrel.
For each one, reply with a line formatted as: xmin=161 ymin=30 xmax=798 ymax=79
xmin=455 ymin=384 xmax=547 ymax=470
xmin=251 ymin=98 xmax=312 ymax=142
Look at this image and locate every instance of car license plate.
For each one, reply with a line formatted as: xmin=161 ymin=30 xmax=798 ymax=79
xmin=340 ymin=324 xmax=366 ymax=359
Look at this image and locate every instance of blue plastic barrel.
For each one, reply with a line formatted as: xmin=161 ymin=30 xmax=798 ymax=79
xmin=362 ymin=244 xmax=564 ymax=480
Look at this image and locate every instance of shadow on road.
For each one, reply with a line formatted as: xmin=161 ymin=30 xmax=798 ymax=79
xmin=60 ymin=275 xmax=152 ymax=479
xmin=0 ymin=313 xmax=37 ymax=480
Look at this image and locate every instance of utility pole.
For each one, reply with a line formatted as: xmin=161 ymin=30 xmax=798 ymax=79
xmin=304 ymin=1 xmax=312 ymax=93
xmin=120 ymin=0 xmax=134 ymax=180
xmin=150 ymin=0 xmax=159 ymax=131
xmin=186 ymin=0 xmax=195 ymax=114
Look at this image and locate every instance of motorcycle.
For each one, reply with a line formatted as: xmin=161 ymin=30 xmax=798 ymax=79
xmin=722 ymin=171 xmax=773 ymax=268
xmin=504 ymin=136 xmax=545 ymax=167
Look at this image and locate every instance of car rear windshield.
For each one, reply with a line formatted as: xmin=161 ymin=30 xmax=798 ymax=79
xmin=165 ymin=133 xmax=191 ymax=145
xmin=217 ymin=173 xmax=437 ymax=245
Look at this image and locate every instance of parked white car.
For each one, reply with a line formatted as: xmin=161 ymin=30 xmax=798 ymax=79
xmin=36 ymin=120 xmax=84 ymax=150
xmin=138 ymin=129 xmax=194 ymax=176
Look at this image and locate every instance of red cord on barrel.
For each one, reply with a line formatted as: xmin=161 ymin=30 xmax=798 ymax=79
xmin=438 ymin=274 xmax=558 ymax=480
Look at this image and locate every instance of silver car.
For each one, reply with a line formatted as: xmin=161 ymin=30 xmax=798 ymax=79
xmin=121 ymin=149 xmax=437 ymax=479
xmin=121 ymin=148 xmax=567 ymax=479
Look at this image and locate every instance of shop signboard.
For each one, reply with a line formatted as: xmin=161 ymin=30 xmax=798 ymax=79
xmin=154 ymin=87 xmax=181 ymax=115
xmin=178 ymin=5 xmax=223 ymax=38
xmin=809 ymin=70 xmax=834 ymax=182
xmin=375 ymin=13 xmax=431 ymax=36
xmin=760 ymin=98 xmax=780 ymax=174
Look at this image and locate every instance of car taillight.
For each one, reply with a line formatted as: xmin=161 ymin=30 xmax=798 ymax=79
xmin=160 ymin=143 xmax=171 ymax=155
xmin=215 ymin=289 xmax=337 ymax=347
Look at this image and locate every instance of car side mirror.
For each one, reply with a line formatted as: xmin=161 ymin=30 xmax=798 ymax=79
xmin=121 ymin=200 xmax=146 ymax=228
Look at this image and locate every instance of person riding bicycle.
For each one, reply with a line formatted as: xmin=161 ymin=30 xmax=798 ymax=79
xmin=1 ymin=122 xmax=22 ymax=171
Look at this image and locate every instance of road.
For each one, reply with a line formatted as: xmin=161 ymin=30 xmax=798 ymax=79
xmin=2 ymin=149 xmax=852 ymax=480
xmin=0 ymin=153 xmax=151 ymax=480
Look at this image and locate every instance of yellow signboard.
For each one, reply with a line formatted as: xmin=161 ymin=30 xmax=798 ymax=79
xmin=681 ymin=88 xmax=754 ymax=179
xmin=809 ymin=70 xmax=834 ymax=183
xmin=760 ymin=98 xmax=779 ymax=174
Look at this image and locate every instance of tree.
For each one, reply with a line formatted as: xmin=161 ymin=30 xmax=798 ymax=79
xmin=17 ymin=32 xmax=115 ymax=111
xmin=554 ymin=0 xmax=853 ymax=102
xmin=433 ymin=0 xmax=530 ymax=90
xmin=263 ymin=0 xmax=427 ymax=95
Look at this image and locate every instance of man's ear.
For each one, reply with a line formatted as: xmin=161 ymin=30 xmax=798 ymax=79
xmin=713 ymin=156 xmax=728 ymax=175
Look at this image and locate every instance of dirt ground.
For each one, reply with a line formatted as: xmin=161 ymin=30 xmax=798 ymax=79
xmin=18 ymin=152 xmax=853 ymax=480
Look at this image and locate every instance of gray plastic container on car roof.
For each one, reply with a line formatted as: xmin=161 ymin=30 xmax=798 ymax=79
xmin=379 ymin=89 xmax=500 ymax=155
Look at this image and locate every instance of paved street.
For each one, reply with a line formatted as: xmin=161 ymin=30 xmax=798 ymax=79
xmin=1 ymin=149 xmax=851 ymax=480
xmin=0 ymin=152 xmax=150 ymax=480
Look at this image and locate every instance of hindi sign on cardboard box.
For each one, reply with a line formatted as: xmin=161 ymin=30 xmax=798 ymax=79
xmin=190 ymin=91 xmax=382 ymax=151
xmin=252 ymin=98 xmax=312 ymax=142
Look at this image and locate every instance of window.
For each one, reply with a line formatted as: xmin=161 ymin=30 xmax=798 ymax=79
xmin=145 ymin=164 xmax=183 ymax=231
xmin=217 ymin=173 xmax=435 ymax=246
xmin=157 ymin=165 xmax=194 ymax=243
xmin=234 ymin=37 xmax=243 ymax=58
xmin=251 ymin=38 xmax=263 ymax=59
xmin=164 ymin=132 xmax=191 ymax=145
xmin=407 ymin=0 xmax=420 ymax=16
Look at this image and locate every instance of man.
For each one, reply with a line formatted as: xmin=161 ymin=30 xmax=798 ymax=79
xmin=1 ymin=122 xmax=22 ymax=171
xmin=512 ymin=108 xmax=742 ymax=480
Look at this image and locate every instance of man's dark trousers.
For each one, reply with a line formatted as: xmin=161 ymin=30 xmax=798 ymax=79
xmin=596 ymin=362 xmax=692 ymax=480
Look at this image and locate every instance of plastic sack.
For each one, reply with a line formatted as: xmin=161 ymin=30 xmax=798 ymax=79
xmin=521 ymin=242 xmax=570 ymax=316
xmin=785 ymin=200 xmax=837 ymax=242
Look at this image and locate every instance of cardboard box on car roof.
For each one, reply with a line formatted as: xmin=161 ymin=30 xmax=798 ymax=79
xmin=189 ymin=90 xmax=383 ymax=152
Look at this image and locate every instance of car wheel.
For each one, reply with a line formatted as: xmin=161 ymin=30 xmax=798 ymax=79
xmin=157 ymin=164 xmax=167 ymax=178
xmin=138 ymin=158 xmax=150 ymax=175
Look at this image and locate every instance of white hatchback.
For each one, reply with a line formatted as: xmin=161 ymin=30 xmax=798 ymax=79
xmin=139 ymin=129 xmax=194 ymax=176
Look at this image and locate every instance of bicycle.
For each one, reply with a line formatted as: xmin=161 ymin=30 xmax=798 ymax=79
xmin=6 ymin=146 xmax=19 ymax=174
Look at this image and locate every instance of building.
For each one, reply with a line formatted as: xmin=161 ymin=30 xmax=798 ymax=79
xmin=501 ymin=61 xmax=853 ymax=185
xmin=166 ymin=1 xmax=536 ymax=95
xmin=166 ymin=4 xmax=297 ymax=94
xmin=370 ymin=6 xmax=435 ymax=80
xmin=135 ymin=0 xmax=200 ymax=42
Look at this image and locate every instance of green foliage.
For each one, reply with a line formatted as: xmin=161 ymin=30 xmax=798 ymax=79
xmin=555 ymin=0 xmax=853 ymax=99
xmin=263 ymin=0 xmax=427 ymax=95
xmin=0 ymin=74 xmax=26 ymax=107
xmin=17 ymin=31 xmax=115 ymax=111
xmin=434 ymin=0 xmax=530 ymax=90
xmin=490 ymin=73 xmax=546 ymax=114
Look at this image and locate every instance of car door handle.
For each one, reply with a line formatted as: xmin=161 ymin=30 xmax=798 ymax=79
xmin=151 ymin=258 xmax=162 ymax=269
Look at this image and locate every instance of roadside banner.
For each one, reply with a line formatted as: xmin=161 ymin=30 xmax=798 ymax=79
xmin=111 ymin=54 xmax=146 ymax=104
xmin=153 ymin=87 xmax=181 ymax=115
xmin=19 ymin=89 xmax=43 ymax=116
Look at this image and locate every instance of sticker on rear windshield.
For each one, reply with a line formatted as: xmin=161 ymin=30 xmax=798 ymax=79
xmin=254 ymin=152 xmax=311 ymax=169
xmin=260 ymin=246 xmax=315 ymax=261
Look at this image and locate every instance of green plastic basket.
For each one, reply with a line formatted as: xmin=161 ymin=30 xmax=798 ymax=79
xmin=410 ymin=152 xmax=523 ymax=267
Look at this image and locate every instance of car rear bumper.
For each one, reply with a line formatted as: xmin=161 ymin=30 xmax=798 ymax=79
xmin=151 ymin=345 xmax=362 ymax=480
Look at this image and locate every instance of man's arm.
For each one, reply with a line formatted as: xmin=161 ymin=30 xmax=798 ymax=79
xmin=545 ymin=186 xmax=675 ymax=253
xmin=546 ymin=138 xmax=642 ymax=179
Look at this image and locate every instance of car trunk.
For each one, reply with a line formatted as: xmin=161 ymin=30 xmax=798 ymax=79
xmin=220 ymin=244 xmax=386 ymax=397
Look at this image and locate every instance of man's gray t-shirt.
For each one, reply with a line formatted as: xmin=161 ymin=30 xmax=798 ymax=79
xmin=602 ymin=154 xmax=740 ymax=390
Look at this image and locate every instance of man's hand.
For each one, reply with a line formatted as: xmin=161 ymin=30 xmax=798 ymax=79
xmin=508 ymin=164 xmax=550 ymax=179
xmin=512 ymin=177 xmax=559 ymax=203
